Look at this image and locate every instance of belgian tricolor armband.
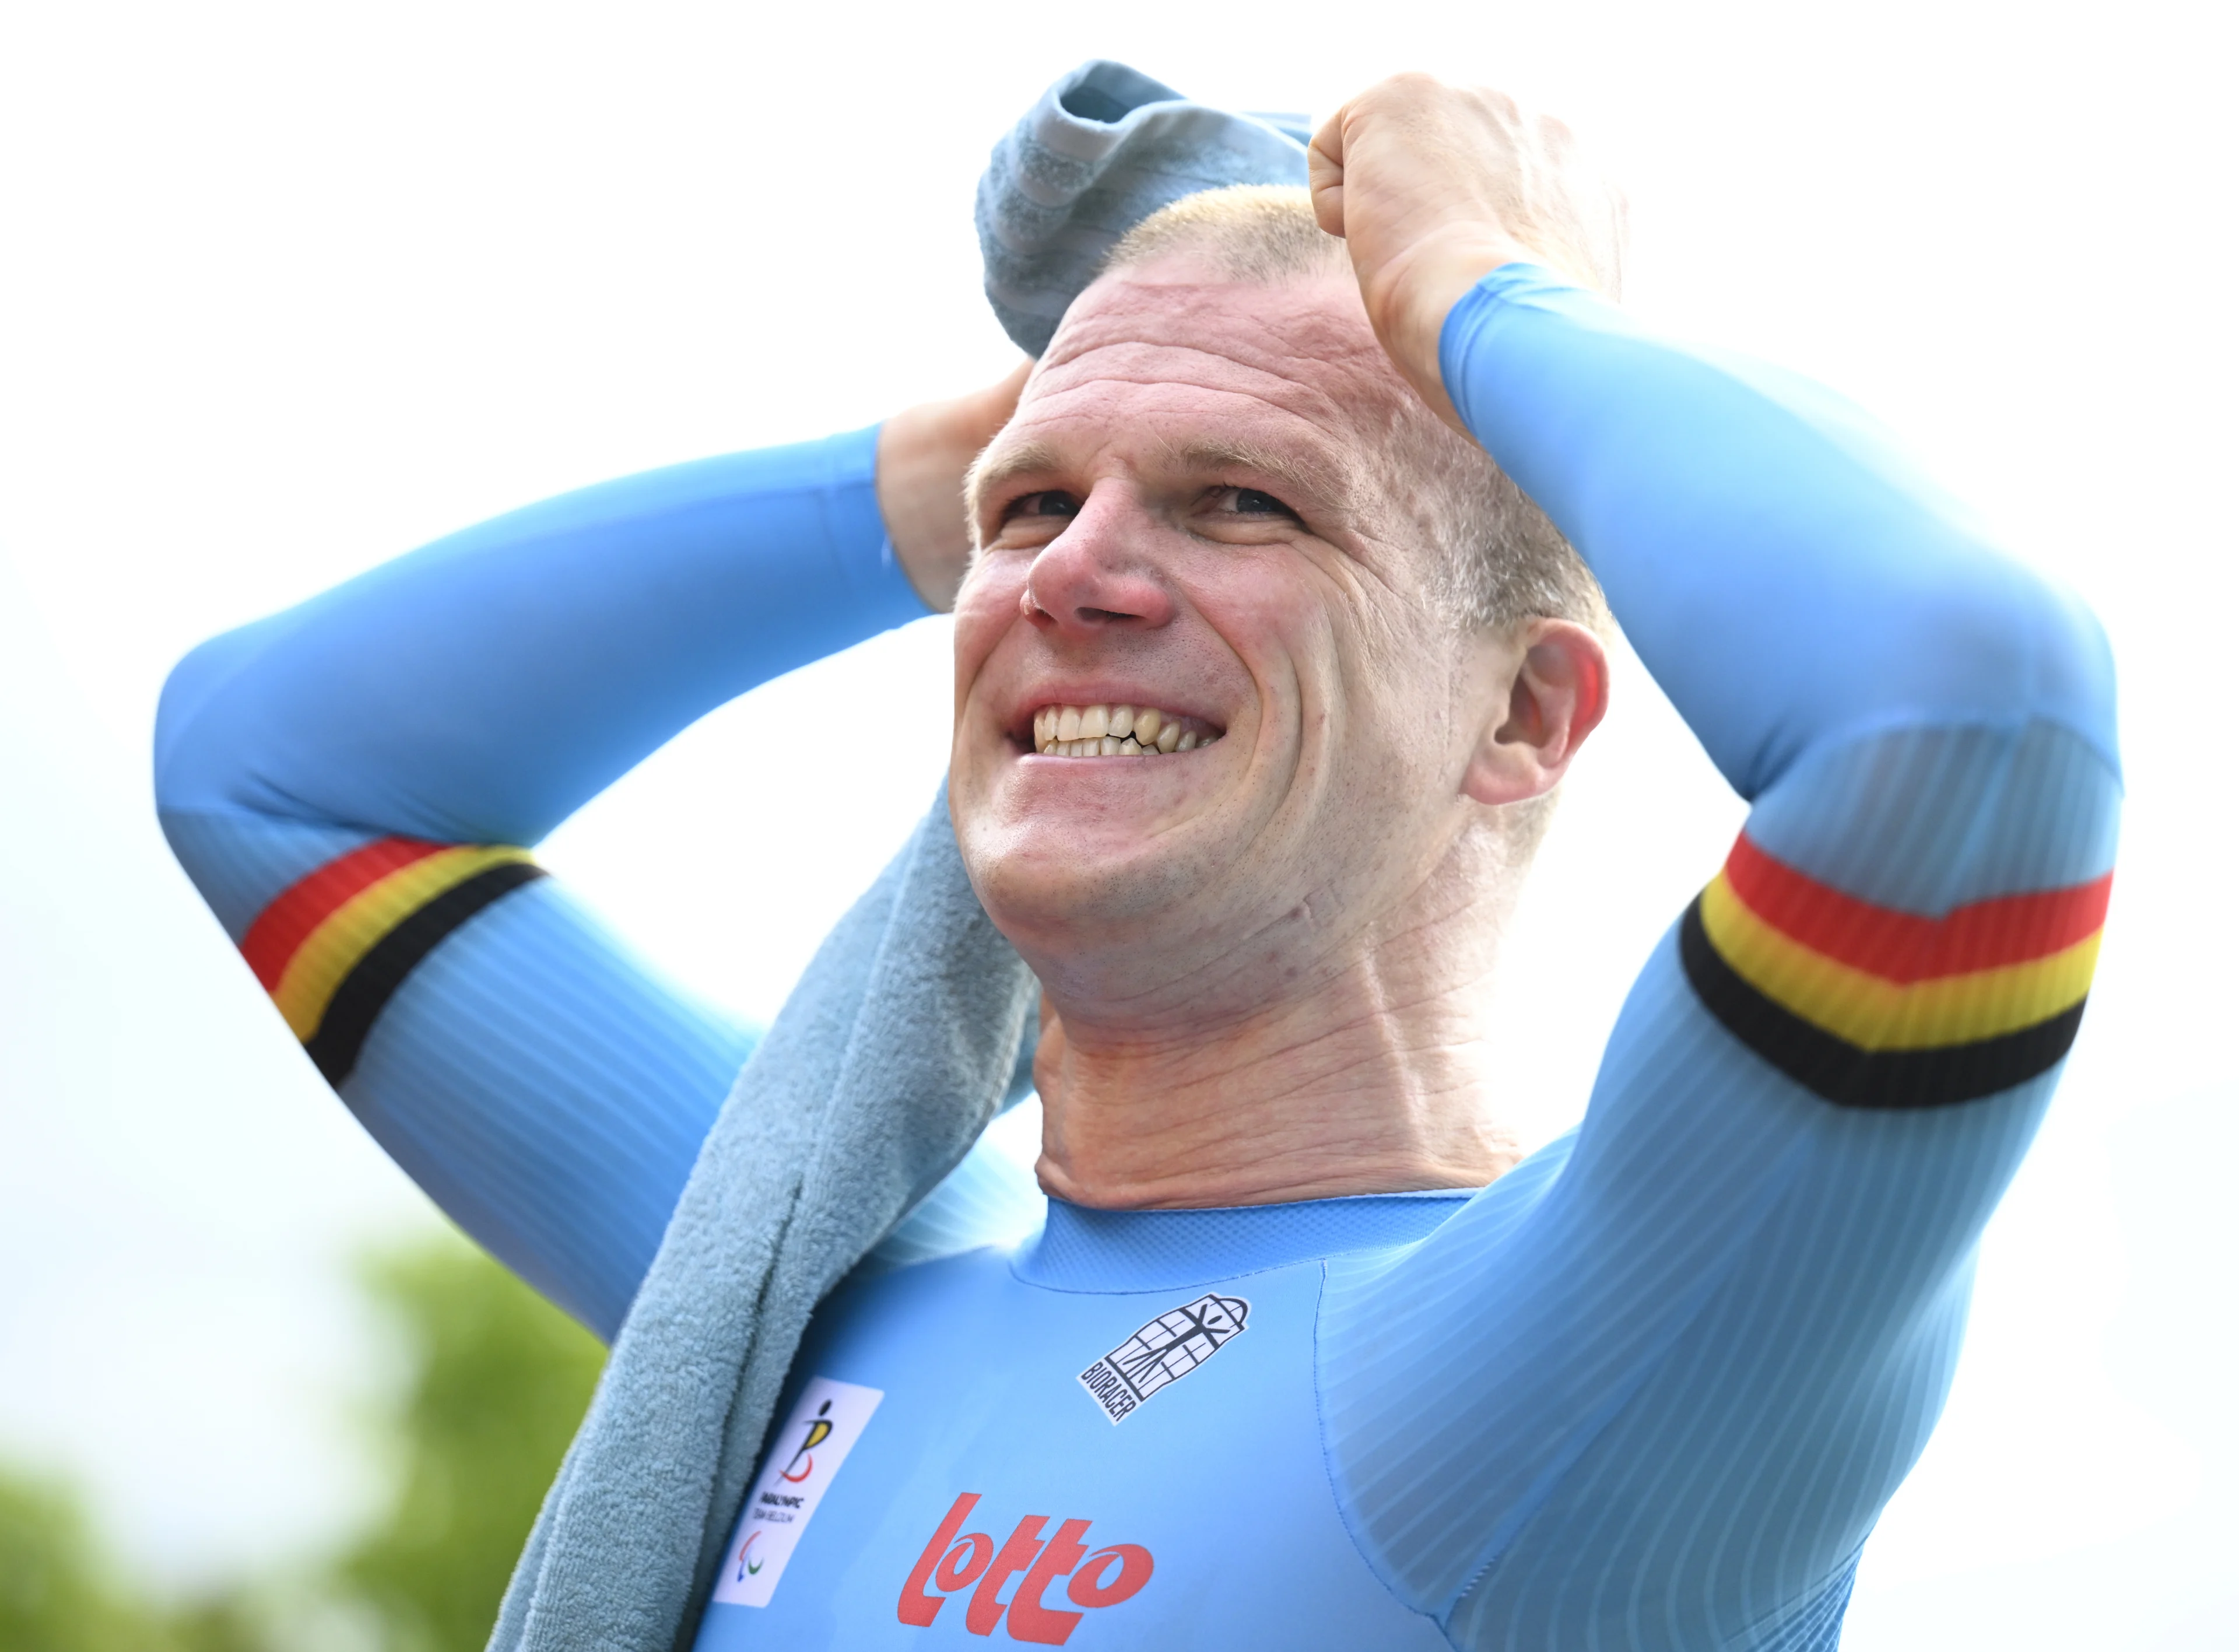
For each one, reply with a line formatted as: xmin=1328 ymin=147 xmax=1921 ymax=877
xmin=1680 ymin=832 xmax=2110 ymax=1107
xmin=238 ymin=836 xmax=548 ymax=1085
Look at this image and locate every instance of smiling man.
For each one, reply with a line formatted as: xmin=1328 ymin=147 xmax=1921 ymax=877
xmin=156 ymin=76 xmax=2117 ymax=1652
xmin=949 ymin=186 xmax=1613 ymax=1219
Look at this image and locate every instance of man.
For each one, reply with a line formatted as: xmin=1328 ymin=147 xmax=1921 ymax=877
xmin=156 ymin=75 xmax=2117 ymax=1650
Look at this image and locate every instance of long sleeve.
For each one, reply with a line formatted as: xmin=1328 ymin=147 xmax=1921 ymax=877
xmin=156 ymin=428 xmax=938 ymax=1338
xmin=1320 ymin=268 xmax=2120 ymax=1648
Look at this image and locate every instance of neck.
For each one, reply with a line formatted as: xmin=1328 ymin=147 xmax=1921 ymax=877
xmin=1029 ymin=866 xmax=1525 ymax=1211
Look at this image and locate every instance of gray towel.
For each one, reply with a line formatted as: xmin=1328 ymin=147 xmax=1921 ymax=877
xmin=489 ymin=791 xmax=1036 ymax=1652
xmin=978 ymin=59 xmax=1311 ymax=355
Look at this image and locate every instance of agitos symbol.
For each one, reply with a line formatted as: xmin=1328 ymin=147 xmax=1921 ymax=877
xmin=899 ymin=1493 xmax=1152 ymax=1643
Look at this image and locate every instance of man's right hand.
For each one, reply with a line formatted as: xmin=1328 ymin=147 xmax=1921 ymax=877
xmin=878 ymin=360 xmax=1033 ymax=612
xmin=1307 ymin=75 xmax=1626 ymax=432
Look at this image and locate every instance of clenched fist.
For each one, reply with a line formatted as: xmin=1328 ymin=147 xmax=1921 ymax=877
xmin=1308 ymin=75 xmax=1627 ymax=429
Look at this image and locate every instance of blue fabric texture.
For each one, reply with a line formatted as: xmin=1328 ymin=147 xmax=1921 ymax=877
xmin=156 ymin=427 xmax=926 ymax=846
xmin=489 ymin=791 xmax=1037 ymax=1652
xmin=1016 ymin=1188 xmax=1471 ymax=1292
xmin=976 ymin=59 xmax=1308 ymax=355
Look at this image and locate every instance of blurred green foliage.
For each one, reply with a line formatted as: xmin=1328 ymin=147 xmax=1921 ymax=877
xmin=339 ymin=1236 xmax=606 ymax=1652
xmin=0 ymin=1233 xmax=604 ymax=1652
xmin=1 ymin=1453 xmax=265 ymax=1652
xmin=0 ymin=1467 xmax=214 ymax=1652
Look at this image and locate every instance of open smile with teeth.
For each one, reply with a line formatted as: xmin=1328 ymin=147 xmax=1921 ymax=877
xmin=1029 ymin=703 xmax=1223 ymax=758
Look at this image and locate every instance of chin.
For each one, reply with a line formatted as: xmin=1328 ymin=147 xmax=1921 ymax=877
xmin=957 ymin=804 xmax=1204 ymax=955
xmin=949 ymin=715 xmax=1285 ymax=966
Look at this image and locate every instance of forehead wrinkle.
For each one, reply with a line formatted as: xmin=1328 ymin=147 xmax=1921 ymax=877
xmin=1038 ymin=333 xmax=1389 ymax=435
xmin=1016 ymin=355 xmax=1385 ymax=479
xmin=1049 ymin=271 xmax=1377 ymax=358
xmin=1160 ymin=435 xmax=1361 ymax=519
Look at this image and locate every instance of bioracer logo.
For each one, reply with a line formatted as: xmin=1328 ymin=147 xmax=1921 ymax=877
xmin=897 ymin=1493 xmax=1153 ymax=1643
xmin=1078 ymin=1293 xmax=1249 ymax=1423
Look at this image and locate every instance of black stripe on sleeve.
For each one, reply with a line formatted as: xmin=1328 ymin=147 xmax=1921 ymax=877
xmin=303 ymin=861 xmax=549 ymax=1086
xmin=1676 ymin=896 xmax=2086 ymax=1109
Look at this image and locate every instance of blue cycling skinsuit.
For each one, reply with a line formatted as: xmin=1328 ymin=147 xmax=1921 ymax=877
xmin=155 ymin=264 xmax=2119 ymax=1650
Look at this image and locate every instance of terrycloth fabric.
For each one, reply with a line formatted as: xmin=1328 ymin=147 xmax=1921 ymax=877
xmin=977 ymin=59 xmax=1311 ymax=355
xmin=487 ymin=791 xmax=1036 ymax=1652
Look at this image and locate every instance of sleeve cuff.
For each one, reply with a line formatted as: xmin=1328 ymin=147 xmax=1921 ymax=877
xmin=1436 ymin=262 xmax=1598 ymax=443
xmin=822 ymin=421 xmax=938 ymax=626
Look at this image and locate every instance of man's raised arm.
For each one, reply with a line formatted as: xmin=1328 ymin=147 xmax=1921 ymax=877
xmin=1312 ymin=78 xmax=2114 ymax=798
xmin=155 ymin=372 xmax=1023 ymax=1337
xmin=1310 ymin=79 xmax=2118 ymax=1646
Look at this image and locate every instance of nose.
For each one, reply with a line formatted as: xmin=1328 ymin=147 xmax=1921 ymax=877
xmin=1020 ymin=486 xmax=1177 ymax=636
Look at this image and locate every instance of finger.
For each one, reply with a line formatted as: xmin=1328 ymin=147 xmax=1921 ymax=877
xmin=1307 ymin=107 xmax=1349 ymax=238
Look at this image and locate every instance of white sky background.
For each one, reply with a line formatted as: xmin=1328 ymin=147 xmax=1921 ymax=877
xmin=0 ymin=0 xmax=2231 ymax=1643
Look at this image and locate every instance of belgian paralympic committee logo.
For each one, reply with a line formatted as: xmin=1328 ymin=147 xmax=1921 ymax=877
xmin=711 ymin=1377 xmax=883 ymax=1610
xmin=898 ymin=1493 xmax=1153 ymax=1643
xmin=1077 ymin=1293 xmax=1250 ymax=1423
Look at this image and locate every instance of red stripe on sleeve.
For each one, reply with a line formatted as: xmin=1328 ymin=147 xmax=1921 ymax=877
xmin=1722 ymin=833 xmax=2112 ymax=984
xmin=239 ymin=836 xmax=451 ymax=989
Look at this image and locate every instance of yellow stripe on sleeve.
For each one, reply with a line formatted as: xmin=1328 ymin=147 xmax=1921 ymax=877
xmin=1697 ymin=871 xmax=2101 ymax=1051
xmin=270 ymin=844 xmax=534 ymax=1039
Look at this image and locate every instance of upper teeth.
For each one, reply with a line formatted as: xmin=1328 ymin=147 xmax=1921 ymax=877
xmin=1031 ymin=703 xmax=1217 ymax=757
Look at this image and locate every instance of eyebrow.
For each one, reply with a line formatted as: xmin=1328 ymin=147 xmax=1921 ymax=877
xmin=966 ymin=433 xmax=1361 ymax=522
xmin=966 ymin=439 xmax=1064 ymax=517
xmin=1163 ymin=437 xmax=1357 ymax=513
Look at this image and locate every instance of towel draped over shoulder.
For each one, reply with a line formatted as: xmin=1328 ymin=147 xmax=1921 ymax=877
xmin=490 ymin=793 xmax=1036 ymax=1652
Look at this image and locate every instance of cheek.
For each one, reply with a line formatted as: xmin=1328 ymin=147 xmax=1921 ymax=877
xmin=951 ymin=558 xmax=1029 ymax=706
xmin=1184 ymin=555 xmax=1330 ymax=699
xmin=1241 ymin=567 xmax=1456 ymax=792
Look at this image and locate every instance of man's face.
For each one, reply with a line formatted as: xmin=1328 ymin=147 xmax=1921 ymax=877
xmin=950 ymin=259 xmax=1508 ymax=1016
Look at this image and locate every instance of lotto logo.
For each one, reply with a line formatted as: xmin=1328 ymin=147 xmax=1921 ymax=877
xmin=897 ymin=1493 xmax=1153 ymax=1643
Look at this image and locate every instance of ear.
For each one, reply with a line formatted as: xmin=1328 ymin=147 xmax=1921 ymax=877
xmin=1459 ymin=618 xmax=1610 ymax=808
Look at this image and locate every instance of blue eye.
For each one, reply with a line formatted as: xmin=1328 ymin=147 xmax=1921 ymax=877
xmin=1019 ymin=491 xmax=1078 ymax=518
xmin=1233 ymin=488 xmax=1294 ymax=517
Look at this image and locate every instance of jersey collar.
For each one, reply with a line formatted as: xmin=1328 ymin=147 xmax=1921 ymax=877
xmin=1011 ymin=1188 xmax=1475 ymax=1293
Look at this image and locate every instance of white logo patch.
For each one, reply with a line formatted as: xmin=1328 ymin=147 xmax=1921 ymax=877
xmin=712 ymin=1377 xmax=883 ymax=1608
xmin=1078 ymin=1293 xmax=1250 ymax=1424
